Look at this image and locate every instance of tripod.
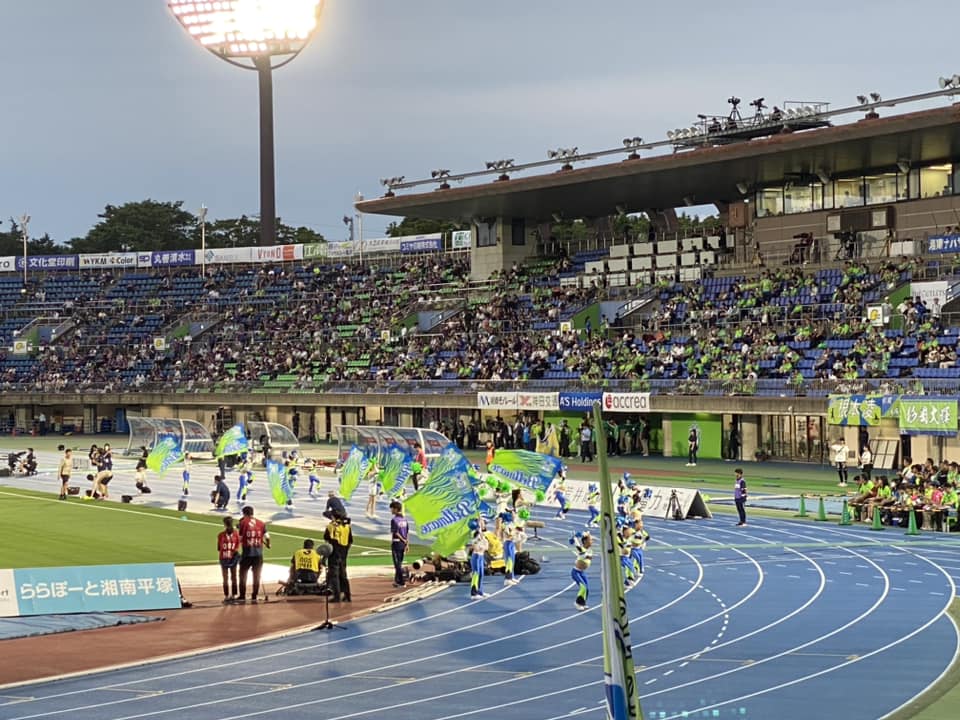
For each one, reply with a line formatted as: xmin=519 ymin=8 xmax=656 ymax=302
xmin=667 ymin=490 xmax=684 ymax=521
xmin=314 ymin=591 xmax=347 ymax=632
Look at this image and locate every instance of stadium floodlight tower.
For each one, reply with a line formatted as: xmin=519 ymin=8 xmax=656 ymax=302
xmin=167 ymin=0 xmax=325 ymax=247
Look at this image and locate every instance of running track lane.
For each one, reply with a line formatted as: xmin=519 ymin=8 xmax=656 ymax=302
xmin=1 ymin=513 xmax=957 ymax=720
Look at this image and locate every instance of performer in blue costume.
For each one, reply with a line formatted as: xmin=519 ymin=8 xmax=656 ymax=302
xmin=585 ymin=483 xmax=600 ymax=527
xmin=570 ymin=530 xmax=593 ymax=611
xmin=468 ymin=518 xmax=489 ymax=599
xmin=500 ymin=512 xmax=521 ymax=586
xmin=554 ymin=467 xmax=570 ymax=519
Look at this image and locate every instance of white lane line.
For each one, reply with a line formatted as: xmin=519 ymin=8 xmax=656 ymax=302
xmin=357 ymin=543 xmax=866 ymax=720
xmin=210 ymin=529 xmax=830 ymax=720
xmin=13 ymin=542 xmax=714 ymax=720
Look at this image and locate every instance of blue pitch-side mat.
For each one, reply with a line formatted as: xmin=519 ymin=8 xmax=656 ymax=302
xmin=0 ymin=612 xmax=163 ymax=640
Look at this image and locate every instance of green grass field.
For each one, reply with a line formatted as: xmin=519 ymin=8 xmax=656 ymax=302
xmin=0 ymin=486 xmax=429 ymax=569
xmin=0 ymin=434 xmax=857 ymax=568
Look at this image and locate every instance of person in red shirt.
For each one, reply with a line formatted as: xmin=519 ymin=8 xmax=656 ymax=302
xmin=217 ymin=516 xmax=241 ymax=603
xmin=237 ymin=505 xmax=271 ymax=603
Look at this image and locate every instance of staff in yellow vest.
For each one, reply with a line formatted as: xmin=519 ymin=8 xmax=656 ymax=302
xmin=290 ymin=539 xmax=323 ymax=585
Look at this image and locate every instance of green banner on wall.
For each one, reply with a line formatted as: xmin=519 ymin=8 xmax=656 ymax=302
xmin=898 ymin=398 xmax=958 ymax=436
xmin=827 ymin=394 xmax=897 ymax=426
xmin=302 ymin=243 xmax=327 ymax=259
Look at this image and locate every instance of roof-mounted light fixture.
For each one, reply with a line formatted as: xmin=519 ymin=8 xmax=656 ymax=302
xmin=379 ymin=176 xmax=405 ymax=197
xmin=431 ymin=168 xmax=452 ymax=190
xmin=622 ymin=136 xmax=643 ymax=159
xmin=486 ymin=159 xmax=514 ymax=181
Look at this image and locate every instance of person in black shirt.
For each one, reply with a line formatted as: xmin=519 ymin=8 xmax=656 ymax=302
xmin=324 ymin=512 xmax=353 ymax=602
xmin=323 ymin=490 xmax=347 ymax=520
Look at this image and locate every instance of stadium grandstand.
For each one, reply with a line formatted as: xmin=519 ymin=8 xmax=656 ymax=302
xmin=3 ymin=82 xmax=960 ymax=468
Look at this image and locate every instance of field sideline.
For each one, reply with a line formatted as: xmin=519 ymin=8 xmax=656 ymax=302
xmin=0 ymin=486 xmax=428 ymax=569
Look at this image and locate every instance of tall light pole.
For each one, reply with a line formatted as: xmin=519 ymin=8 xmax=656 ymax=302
xmin=168 ymin=1 xmax=325 ymax=247
xmin=19 ymin=214 xmax=30 ymax=287
xmin=355 ymin=192 xmax=364 ymax=264
xmin=199 ymin=204 xmax=208 ymax=277
xmin=342 ymin=214 xmax=354 ymax=262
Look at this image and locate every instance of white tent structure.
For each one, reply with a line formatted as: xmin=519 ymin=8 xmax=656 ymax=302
xmin=247 ymin=421 xmax=300 ymax=454
xmin=125 ymin=417 xmax=214 ymax=457
xmin=335 ymin=425 xmax=450 ymax=462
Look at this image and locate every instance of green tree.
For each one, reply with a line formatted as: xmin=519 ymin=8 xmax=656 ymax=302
xmin=68 ymin=202 xmax=326 ymax=253
xmin=0 ymin=219 xmax=64 ymax=256
xmin=277 ymin=220 xmax=324 ymax=245
xmin=70 ymin=200 xmax=197 ymax=253
xmin=0 ymin=219 xmax=23 ymax=256
xmin=386 ymin=217 xmax=467 ymax=237
xmin=28 ymin=233 xmax=60 ymax=256
xmin=612 ymin=214 xmax=651 ymax=241
xmin=676 ymin=212 xmax=720 ymax=235
xmin=193 ymin=216 xmax=324 ymax=248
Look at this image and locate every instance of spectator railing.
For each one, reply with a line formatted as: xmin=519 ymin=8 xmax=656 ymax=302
xmin=0 ymin=375 xmax=933 ymax=398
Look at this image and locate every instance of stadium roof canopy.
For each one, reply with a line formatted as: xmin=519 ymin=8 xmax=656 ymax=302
xmin=357 ymin=104 xmax=960 ymax=222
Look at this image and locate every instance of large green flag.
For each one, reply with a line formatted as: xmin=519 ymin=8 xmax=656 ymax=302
xmin=486 ymin=449 xmax=562 ymax=495
xmin=379 ymin=445 xmax=413 ymax=498
xmin=405 ymin=444 xmax=479 ymax=550
xmin=338 ymin=446 xmax=367 ymax=501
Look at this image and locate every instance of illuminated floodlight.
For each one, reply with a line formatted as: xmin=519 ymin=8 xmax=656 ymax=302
xmin=167 ymin=1 xmax=325 ymax=246
xmin=168 ymin=0 xmax=324 ymax=59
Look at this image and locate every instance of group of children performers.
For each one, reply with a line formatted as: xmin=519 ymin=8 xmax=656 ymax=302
xmin=466 ymin=506 xmax=529 ymax=598
xmin=567 ymin=472 xmax=650 ymax=611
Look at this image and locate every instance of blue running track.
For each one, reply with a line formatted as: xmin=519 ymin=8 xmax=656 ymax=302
xmin=2 ymin=507 xmax=958 ymax=720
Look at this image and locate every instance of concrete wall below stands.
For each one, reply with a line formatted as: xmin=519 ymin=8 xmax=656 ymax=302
xmin=469 ymin=219 xmax=539 ymax=280
xmin=9 ymin=391 xmax=957 ymax=467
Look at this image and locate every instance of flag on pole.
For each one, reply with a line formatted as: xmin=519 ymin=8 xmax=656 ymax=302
xmin=215 ymin=424 xmax=248 ymax=460
xmin=405 ymin=444 xmax=480 ymax=552
xmin=267 ymin=458 xmax=293 ymax=507
xmin=146 ymin=434 xmax=183 ymax=476
xmin=486 ymin=449 xmax=562 ymax=495
xmin=338 ymin=445 xmax=367 ymax=501
xmin=379 ymin=444 xmax=413 ymax=498
xmin=592 ymin=403 xmax=645 ymax=720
